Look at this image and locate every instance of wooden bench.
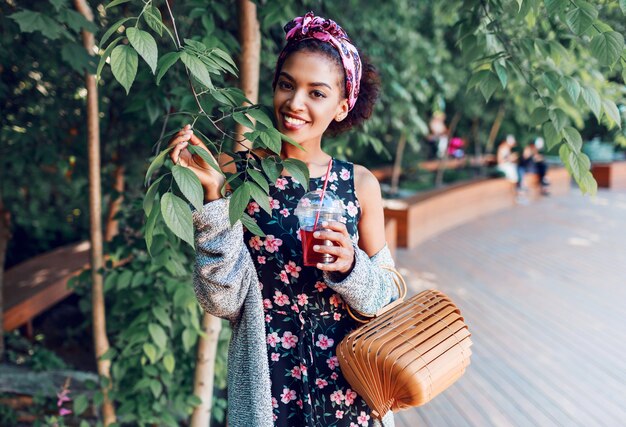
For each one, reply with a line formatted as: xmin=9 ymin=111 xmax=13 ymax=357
xmin=591 ymin=161 xmax=626 ymax=190
xmin=3 ymin=241 xmax=90 ymax=333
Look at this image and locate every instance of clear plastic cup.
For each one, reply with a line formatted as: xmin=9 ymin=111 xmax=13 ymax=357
xmin=294 ymin=190 xmax=343 ymax=266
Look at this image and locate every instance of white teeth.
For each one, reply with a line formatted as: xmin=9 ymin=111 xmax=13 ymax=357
xmin=284 ymin=115 xmax=305 ymax=125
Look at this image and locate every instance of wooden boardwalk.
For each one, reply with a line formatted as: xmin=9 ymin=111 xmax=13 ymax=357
xmin=393 ymin=189 xmax=626 ymax=427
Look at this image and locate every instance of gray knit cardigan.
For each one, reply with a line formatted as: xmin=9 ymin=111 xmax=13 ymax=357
xmin=192 ymin=198 xmax=398 ymax=427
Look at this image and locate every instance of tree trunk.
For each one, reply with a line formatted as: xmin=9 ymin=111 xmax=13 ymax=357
xmin=104 ymin=162 xmax=125 ymax=242
xmin=234 ymin=0 xmax=261 ymax=152
xmin=0 ymin=191 xmax=10 ymax=360
xmin=73 ymin=0 xmax=116 ymax=424
xmin=486 ymin=104 xmax=506 ymax=155
xmin=390 ymin=132 xmax=407 ymax=196
xmin=190 ymin=314 xmax=222 ymax=427
xmin=435 ymin=112 xmax=461 ymax=188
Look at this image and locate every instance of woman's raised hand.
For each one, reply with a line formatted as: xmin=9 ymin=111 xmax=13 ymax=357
xmin=168 ymin=124 xmax=225 ymax=202
xmin=312 ymin=221 xmax=356 ymax=274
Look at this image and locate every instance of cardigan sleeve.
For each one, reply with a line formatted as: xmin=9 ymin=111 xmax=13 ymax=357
xmin=192 ymin=198 xmax=258 ymax=323
xmin=323 ymin=244 xmax=400 ymax=316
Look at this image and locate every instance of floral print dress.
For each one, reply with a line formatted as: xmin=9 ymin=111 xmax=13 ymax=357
xmin=240 ymin=158 xmax=372 ymax=427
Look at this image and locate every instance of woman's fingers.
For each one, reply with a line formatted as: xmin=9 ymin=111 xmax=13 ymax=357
xmin=170 ymin=141 xmax=189 ymax=165
xmin=313 ymin=228 xmax=351 ymax=247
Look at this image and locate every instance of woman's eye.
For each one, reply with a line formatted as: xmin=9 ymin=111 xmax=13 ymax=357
xmin=312 ymin=90 xmax=326 ymax=98
xmin=278 ymin=81 xmax=292 ymax=90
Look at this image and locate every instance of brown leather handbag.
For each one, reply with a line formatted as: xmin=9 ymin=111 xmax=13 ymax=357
xmin=336 ymin=267 xmax=472 ymax=420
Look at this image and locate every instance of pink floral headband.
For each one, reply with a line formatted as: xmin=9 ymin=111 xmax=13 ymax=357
xmin=274 ymin=12 xmax=362 ymax=111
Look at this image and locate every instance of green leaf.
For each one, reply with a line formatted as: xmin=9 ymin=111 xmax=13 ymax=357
xmin=150 ymin=380 xmax=163 ymax=398
xmin=148 ymin=323 xmax=168 ymax=350
xmin=560 ymin=76 xmax=580 ymax=103
xmin=143 ymin=6 xmax=163 ymax=36
xmin=581 ymin=86 xmax=602 ymax=121
xmin=283 ymin=158 xmax=310 ymax=191
xmin=181 ymin=51 xmax=213 ymax=88
xmin=545 ymin=0 xmax=567 ymax=14
xmin=563 ymin=126 xmax=583 ymax=151
xmin=233 ymin=112 xmax=255 ymax=129
xmin=541 ymin=72 xmax=560 ymax=94
xmin=529 ymin=107 xmax=549 ymax=126
xmin=568 ymin=150 xmax=591 ymax=181
xmin=61 ymin=43 xmax=96 ymax=74
xmin=172 ymin=165 xmax=204 ymax=211
xmin=240 ymin=213 xmax=266 ymax=237
xmin=161 ymin=192 xmax=195 ymax=248
xmin=106 ymin=0 xmax=131 ymax=9
xmin=259 ymin=130 xmax=282 ymax=154
xmin=248 ymin=182 xmax=271 ymax=214
xmin=127 ymin=27 xmax=158 ymax=74
xmin=262 ymin=157 xmax=282 ymax=183
xmin=57 ymin=9 xmax=97 ymax=33
xmin=99 ymin=347 xmax=117 ymax=361
xmin=111 ymin=45 xmax=138 ymax=94
xmin=248 ymin=168 xmax=270 ymax=193
xmin=144 ymin=146 xmax=174 ymax=186
xmin=478 ymin=73 xmax=500 ymax=102
xmin=579 ymin=171 xmax=598 ymax=195
xmin=186 ymin=144 xmax=221 ymax=174
xmin=229 ymin=183 xmax=251 ymax=226
xmin=156 ymin=52 xmax=181 ymax=85
xmin=467 ymin=70 xmax=491 ymax=90
xmin=97 ymin=36 xmax=123 ymax=80
xmin=117 ymin=270 xmax=133 ymax=290
xmin=144 ymin=175 xmax=164 ymax=216
xmin=131 ymin=271 xmax=146 ymax=288
xmin=211 ymin=48 xmax=239 ymax=73
xmin=99 ymin=16 xmax=134 ymax=47
xmin=602 ymin=99 xmax=621 ymax=128
xmin=182 ymin=329 xmax=197 ymax=352
xmin=152 ymin=306 xmax=172 ymax=328
xmin=188 ymin=395 xmax=203 ymax=406
xmin=549 ymin=108 xmax=568 ymax=132
xmin=10 ymin=11 xmax=64 ymax=39
xmin=565 ymin=1 xmax=598 ymax=35
xmin=50 ymin=0 xmax=66 ymax=12
xmin=542 ymin=121 xmax=561 ymax=151
xmin=73 ymin=395 xmax=89 ymax=415
xmin=247 ymin=108 xmax=274 ymax=128
xmin=143 ymin=343 xmax=157 ymax=364
xmin=163 ymin=353 xmax=175 ymax=374
xmin=589 ymin=31 xmax=624 ymax=66
xmin=494 ymin=63 xmax=508 ymax=88
xmin=144 ymin=198 xmax=161 ymax=254
xmin=620 ymin=0 xmax=626 ymax=15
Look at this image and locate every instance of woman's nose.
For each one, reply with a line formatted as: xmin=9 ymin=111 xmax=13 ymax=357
xmin=287 ymin=90 xmax=306 ymax=111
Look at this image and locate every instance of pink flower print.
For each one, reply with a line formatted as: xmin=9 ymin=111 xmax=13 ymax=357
xmin=330 ymin=390 xmax=344 ymax=404
xmin=273 ymin=290 xmax=290 ymax=307
xmin=257 ymin=255 xmax=266 ymax=264
xmin=246 ymin=201 xmax=260 ymax=215
xmin=315 ymin=378 xmax=328 ymax=389
xmin=336 ymin=410 xmax=344 ymax=419
xmin=345 ymin=389 xmax=357 ymax=406
xmin=346 ymin=201 xmax=358 ymax=217
xmin=340 ymin=168 xmax=350 ymax=180
xmin=358 ymin=411 xmax=371 ymax=425
xmin=329 ymin=293 xmax=343 ymax=308
xmin=271 ymin=352 xmax=280 ymax=362
xmin=281 ymin=331 xmax=299 ymax=349
xmin=291 ymin=365 xmax=302 ymax=379
xmin=350 ymin=423 xmax=359 ymax=427
xmin=315 ymin=334 xmax=335 ymax=350
xmin=290 ymin=303 xmax=299 ymax=313
xmin=267 ymin=332 xmax=280 ymax=347
xmin=285 ymin=261 xmax=302 ymax=278
xmin=300 ymin=363 xmax=308 ymax=376
xmin=280 ymin=387 xmax=297 ymax=404
xmin=314 ymin=281 xmax=328 ymax=292
xmin=249 ymin=235 xmax=264 ymax=251
xmin=272 ymin=397 xmax=279 ymax=408
xmin=297 ymin=293 xmax=309 ymax=306
xmin=269 ymin=197 xmax=280 ymax=210
xmin=339 ymin=216 xmax=348 ymax=224
xmin=273 ymin=414 xmax=278 ymax=422
xmin=296 ymin=399 xmax=303 ymax=409
xmin=333 ymin=312 xmax=341 ymax=321
xmin=330 ymin=184 xmax=337 ymax=192
xmin=263 ymin=298 xmax=273 ymax=309
xmin=300 ymin=197 xmax=311 ymax=207
xmin=264 ymin=235 xmax=283 ymax=253
xmin=331 ymin=372 xmax=339 ymax=380
xmin=279 ymin=208 xmax=290 ymax=217
xmin=279 ymin=270 xmax=290 ymax=284
xmin=327 ymin=356 xmax=339 ymax=370
xmin=275 ymin=177 xmax=288 ymax=190
xmin=324 ymin=171 xmax=337 ymax=182
xmin=59 ymin=408 xmax=72 ymax=416
xmin=265 ymin=314 xmax=272 ymax=323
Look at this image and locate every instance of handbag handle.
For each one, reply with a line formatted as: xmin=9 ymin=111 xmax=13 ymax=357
xmin=346 ymin=266 xmax=408 ymax=324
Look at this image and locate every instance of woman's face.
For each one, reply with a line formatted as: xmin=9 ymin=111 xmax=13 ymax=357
xmin=273 ymin=51 xmax=349 ymax=147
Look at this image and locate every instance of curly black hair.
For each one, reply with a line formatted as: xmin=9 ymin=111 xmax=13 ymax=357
xmin=272 ymin=38 xmax=380 ymax=136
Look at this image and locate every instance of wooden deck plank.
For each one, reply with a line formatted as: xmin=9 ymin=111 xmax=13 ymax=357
xmin=394 ymin=190 xmax=626 ymax=426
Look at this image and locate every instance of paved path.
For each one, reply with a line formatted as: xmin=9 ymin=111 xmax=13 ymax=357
xmin=393 ymin=190 xmax=626 ymax=427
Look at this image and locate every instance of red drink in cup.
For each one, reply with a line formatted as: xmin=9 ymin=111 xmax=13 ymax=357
xmin=295 ymin=190 xmax=343 ymax=267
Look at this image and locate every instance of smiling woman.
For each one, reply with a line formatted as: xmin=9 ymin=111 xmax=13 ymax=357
xmin=172 ymin=11 xmax=398 ymax=427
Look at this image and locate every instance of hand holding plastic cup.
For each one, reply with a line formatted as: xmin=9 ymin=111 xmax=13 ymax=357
xmin=295 ymin=190 xmax=343 ymax=267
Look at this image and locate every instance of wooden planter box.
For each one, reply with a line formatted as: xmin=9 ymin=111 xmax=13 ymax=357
xmin=383 ymin=177 xmax=516 ymax=248
xmin=591 ymin=162 xmax=626 ymax=190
